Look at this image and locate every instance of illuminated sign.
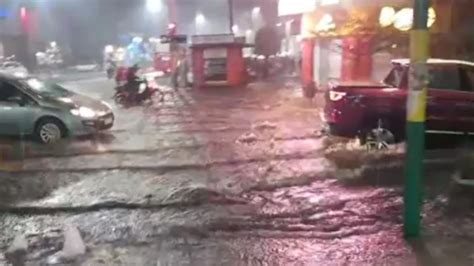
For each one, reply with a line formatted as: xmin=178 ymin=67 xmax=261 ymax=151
xmin=0 ymin=8 xmax=10 ymax=19
xmin=278 ymin=0 xmax=317 ymax=16
xmin=203 ymin=48 xmax=227 ymax=59
xmin=160 ymin=35 xmax=187 ymax=44
xmin=379 ymin=6 xmax=396 ymax=27
xmin=315 ymin=14 xmax=336 ymax=32
xmin=379 ymin=6 xmax=437 ymax=31
xmin=191 ymin=34 xmax=235 ymax=45
xmin=278 ymin=0 xmax=340 ymax=16
xmin=320 ymin=0 xmax=340 ymax=6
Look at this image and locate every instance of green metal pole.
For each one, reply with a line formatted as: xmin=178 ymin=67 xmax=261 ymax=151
xmin=404 ymin=0 xmax=430 ymax=238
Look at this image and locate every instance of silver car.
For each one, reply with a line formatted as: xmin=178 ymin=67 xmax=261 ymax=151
xmin=0 ymin=74 xmax=114 ymax=143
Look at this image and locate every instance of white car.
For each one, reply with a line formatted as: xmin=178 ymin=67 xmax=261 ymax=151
xmin=0 ymin=61 xmax=29 ymax=78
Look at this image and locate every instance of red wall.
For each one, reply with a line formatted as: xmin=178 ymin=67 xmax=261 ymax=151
xmin=342 ymin=35 xmax=373 ymax=81
xmin=191 ymin=47 xmax=204 ymax=89
xmin=226 ymin=46 xmax=246 ymax=86
xmin=301 ymin=39 xmax=315 ymax=87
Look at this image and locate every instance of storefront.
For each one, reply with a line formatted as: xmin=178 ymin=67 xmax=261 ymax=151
xmin=278 ymin=0 xmax=445 ymax=94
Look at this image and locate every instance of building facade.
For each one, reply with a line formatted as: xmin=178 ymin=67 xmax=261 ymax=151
xmin=278 ymin=0 xmax=471 ymax=91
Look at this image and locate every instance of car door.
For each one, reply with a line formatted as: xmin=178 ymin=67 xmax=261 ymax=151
xmin=426 ymin=64 xmax=465 ymax=133
xmin=457 ymin=66 xmax=474 ymax=132
xmin=0 ymin=80 xmax=37 ymax=136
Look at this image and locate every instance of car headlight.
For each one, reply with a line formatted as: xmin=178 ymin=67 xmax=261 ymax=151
xmin=58 ymin=97 xmax=73 ymax=103
xmin=71 ymin=107 xmax=96 ymax=118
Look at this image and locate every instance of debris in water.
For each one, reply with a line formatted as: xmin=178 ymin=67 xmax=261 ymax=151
xmin=252 ymin=121 xmax=277 ymax=131
xmin=269 ymin=138 xmax=275 ymax=149
xmin=5 ymin=234 xmax=28 ymax=266
xmin=47 ymin=224 xmax=86 ymax=265
xmin=309 ymin=129 xmax=325 ymax=139
xmin=237 ymin=132 xmax=258 ymax=144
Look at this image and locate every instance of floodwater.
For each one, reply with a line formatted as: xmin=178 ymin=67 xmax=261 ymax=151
xmin=0 ymin=77 xmax=472 ymax=265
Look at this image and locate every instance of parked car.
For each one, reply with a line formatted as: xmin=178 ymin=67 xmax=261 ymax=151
xmin=323 ymin=58 xmax=474 ymax=142
xmin=0 ymin=74 xmax=114 ymax=144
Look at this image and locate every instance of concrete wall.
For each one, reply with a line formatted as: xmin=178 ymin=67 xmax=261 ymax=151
xmin=314 ymin=39 xmax=342 ymax=87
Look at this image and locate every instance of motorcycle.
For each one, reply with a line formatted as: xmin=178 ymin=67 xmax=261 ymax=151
xmin=113 ymin=80 xmax=161 ymax=107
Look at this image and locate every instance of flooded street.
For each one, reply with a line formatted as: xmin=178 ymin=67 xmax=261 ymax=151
xmin=0 ymin=76 xmax=473 ymax=265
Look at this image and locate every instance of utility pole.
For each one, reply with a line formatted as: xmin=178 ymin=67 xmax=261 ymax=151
xmin=228 ymin=0 xmax=234 ymax=34
xmin=404 ymin=0 xmax=430 ymax=238
xmin=167 ymin=0 xmax=177 ymax=25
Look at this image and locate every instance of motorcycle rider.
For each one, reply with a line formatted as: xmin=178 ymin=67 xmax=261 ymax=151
xmin=125 ymin=64 xmax=141 ymax=102
xmin=105 ymin=57 xmax=116 ymax=79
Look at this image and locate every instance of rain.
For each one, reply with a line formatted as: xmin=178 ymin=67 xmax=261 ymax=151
xmin=0 ymin=0 xmax=473 ymax=265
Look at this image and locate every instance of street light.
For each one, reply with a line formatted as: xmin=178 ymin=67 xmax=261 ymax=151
xmin=195 ymin=13 xmax=206 ymax=25
xmin=232 ymin=24 xmax=239 ymax=34
xmin=252 ymin=7 xmax=261 ymax=15
xmin=251 ymin=6 xmax=262 ymax=30
xmin=146 ymin=0 xmax=162 ymax=13
xmin=245 ymin=29 xmax=253 ymax=42
xmin=195 ymin=13 xmax=206 ymax=33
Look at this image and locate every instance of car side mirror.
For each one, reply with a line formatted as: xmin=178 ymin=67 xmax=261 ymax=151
xmin=7 ymin=96 xmax=25 ymax=106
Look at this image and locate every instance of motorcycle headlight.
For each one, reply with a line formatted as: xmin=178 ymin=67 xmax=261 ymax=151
xmin=71 ymin=107 xmax=96 ymax=118
xmin=139 ymin=83 xmax=146 ymax=93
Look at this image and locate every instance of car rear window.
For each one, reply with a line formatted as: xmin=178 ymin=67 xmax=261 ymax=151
xmin=384 ymin=65 xmax=405 ymax=88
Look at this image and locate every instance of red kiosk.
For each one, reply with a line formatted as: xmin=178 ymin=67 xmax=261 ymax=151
xmin=190 ymin=34 xmax=247 ymax=89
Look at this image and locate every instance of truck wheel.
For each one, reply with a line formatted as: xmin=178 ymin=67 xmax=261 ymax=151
xmin=360 ymin=118 xmax=396 ymax=150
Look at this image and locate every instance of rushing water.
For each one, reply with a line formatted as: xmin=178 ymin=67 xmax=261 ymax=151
xmin=0 ymin=78 xmax=472 ymax=265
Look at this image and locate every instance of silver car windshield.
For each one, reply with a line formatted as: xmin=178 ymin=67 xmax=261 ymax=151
xmin=22 ymin=78 xmax=72 ymax=98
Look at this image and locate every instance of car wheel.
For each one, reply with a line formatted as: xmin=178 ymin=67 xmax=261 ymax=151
xmin=35 ymin=119 xmax=63 ymax=144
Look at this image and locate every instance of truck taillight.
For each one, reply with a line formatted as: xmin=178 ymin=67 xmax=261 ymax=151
xmin=329 ymin=91 xmax=346 ymax=101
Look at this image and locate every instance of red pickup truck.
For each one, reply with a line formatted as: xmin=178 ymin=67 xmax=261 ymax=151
xmin=323 ymin=59 xmax=474 ymax=141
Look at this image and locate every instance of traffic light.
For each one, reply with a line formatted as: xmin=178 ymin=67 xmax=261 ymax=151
xmin=19 ymin=3 xmax=38 ymax=36
xmin=20 ymin=6 xmax=30 ymax=33
xmin=167 ymin=23 xmax=177 ymax=36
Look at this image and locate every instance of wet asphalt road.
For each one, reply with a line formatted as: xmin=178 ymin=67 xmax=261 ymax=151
xmin=0 ymin=76 xmax=473 ymax=265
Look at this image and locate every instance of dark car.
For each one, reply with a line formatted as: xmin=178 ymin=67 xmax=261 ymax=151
xmin=323 ymin=59 xmax=474 ymax=141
